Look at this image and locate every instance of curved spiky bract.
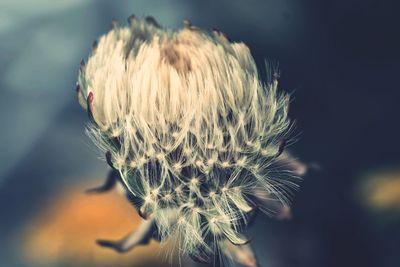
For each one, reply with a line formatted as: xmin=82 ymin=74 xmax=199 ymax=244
xmin=77 ymin=17 xmax=298 ymax=260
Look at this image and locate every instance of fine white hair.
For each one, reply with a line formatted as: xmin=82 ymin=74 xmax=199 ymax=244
xmin=77 ymin=16 xmax=298 ymax=261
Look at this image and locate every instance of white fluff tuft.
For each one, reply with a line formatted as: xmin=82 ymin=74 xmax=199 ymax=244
xmin=77 ymin=17 xmax=299 ymax=261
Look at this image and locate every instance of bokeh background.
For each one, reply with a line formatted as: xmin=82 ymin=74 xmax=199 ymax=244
xmin=0 ymin=0 xmax=399 ymax=266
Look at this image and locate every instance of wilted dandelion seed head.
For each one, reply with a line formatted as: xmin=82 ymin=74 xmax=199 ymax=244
xmin=77 ymin=17 xmax=297 ymax=260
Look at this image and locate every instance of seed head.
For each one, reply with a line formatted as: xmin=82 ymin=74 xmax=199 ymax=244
xmin=77 ymin=16 xmax=299 ymax=263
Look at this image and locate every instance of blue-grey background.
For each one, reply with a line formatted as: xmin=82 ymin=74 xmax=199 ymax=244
xmin=0 ymin=0 xmax=399 ymax=266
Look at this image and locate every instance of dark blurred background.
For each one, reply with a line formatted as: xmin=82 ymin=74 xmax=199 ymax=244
xmin=0 ymin=0 xmax=399 ymax=266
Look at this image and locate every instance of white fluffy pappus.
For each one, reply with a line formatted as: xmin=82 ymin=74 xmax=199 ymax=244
xmin=76 ymin=16 xmax=301 ymax=266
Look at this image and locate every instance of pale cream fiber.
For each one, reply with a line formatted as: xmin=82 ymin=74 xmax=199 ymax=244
xmin=77 ymin=17 xmax=299 ymax=265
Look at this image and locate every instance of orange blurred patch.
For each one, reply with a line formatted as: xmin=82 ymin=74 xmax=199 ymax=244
xmin=22 ymin=180 xmax=184 ymax=267
xmin=359 ymin=170 xmax=400 ymax=212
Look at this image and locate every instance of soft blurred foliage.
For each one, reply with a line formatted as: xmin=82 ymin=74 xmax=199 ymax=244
xmin=0 ymin=0 xmax=399 ymax=267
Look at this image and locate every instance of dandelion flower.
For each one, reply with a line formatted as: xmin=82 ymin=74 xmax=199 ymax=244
xmin=76 ymin=16 xmax=306 ymax=266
